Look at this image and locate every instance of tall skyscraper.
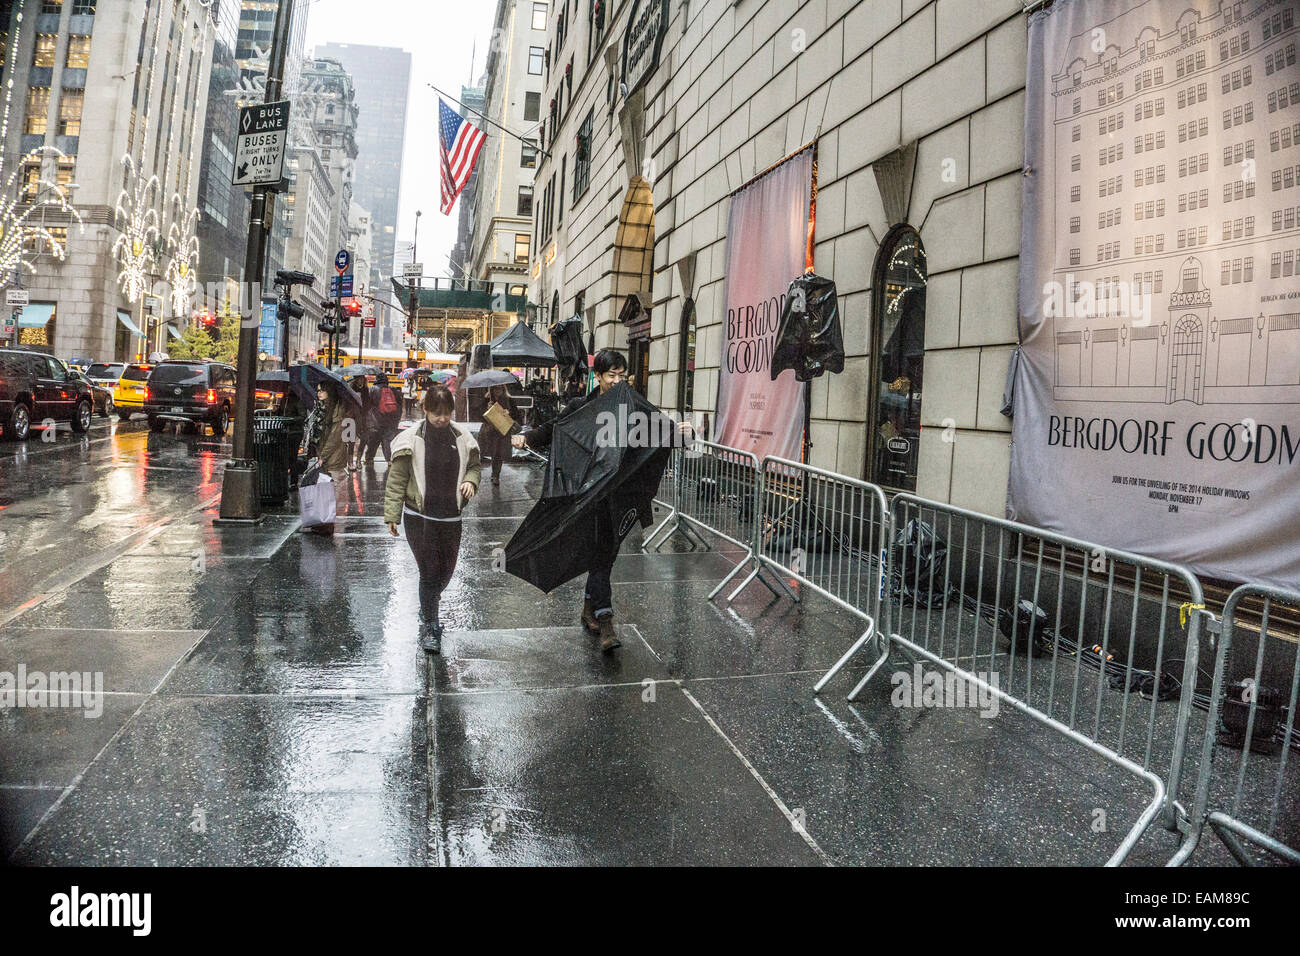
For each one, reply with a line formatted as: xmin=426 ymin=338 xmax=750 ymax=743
xmin=195 ymin=0 xmax=246 ymax=296
xmin=315 ymin=42 xmax=410 ymax=296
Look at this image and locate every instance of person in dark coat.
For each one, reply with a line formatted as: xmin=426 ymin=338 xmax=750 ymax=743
xmin=476 ymin=383 xmax=516 ymax=486
xmin=512 ymin=349 xmax=629 ymax=652
xmin=347 ymin=375 xmax=370 ymax=471
xmin=363 ymin=371 xmax=403 ymax=465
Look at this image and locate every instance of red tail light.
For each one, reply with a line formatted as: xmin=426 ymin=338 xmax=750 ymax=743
xmin=144 ymin=387 xmax=151 ymax=401
xmin=206 ymin=389 xmax=217 ymax=404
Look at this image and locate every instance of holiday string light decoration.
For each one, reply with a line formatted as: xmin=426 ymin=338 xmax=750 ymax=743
xmin=0 ymin=2 xmax=84 ymax=291
xmin=112 ymin=154 xmax=162 ymax=303
xmin=0 ymin=149 xmax=85 ymax=290
xmin=165 ymin=195 xmax=200 ymax=316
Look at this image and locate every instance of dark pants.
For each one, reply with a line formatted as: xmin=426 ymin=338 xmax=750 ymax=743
xmin=363 ymin=426 xmax=395 ymax=463
xmin=403 ymin=512 xmax=462 ymax=630
xmin=584 ymin=563 xmax=615 ymax=618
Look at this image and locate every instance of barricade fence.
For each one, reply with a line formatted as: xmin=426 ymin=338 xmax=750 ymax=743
xmin=641 ymin=438 xmax=1291 ymax=866
xmin=1172 ymin=583 xmax=1300 ymax=865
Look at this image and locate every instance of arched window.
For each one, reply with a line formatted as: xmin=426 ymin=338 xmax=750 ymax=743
xmin=868 ymin=225 xmax=927 ymax=490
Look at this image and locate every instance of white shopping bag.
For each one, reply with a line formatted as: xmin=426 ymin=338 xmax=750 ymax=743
xmin=298 ymin=470 xmax=336 ymax=528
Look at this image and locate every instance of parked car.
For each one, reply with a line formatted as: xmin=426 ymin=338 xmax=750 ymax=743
xmin=143 ymin=360 xmax=237 ymax=435
xmin=69 ymin=370 xmax=115 ymax=418
xmin=0 ymin=347 xmax=95 ymax=440
xmin=113 ymin=364 xmax=153 ymax=421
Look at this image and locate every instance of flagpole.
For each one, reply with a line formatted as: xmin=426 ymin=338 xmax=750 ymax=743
xmin=429 ymin=84 xmax=552 ymax=160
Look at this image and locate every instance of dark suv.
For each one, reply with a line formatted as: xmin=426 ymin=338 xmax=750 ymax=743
xmin=143 ymin=361 xmax=237 ymax=436
xmin=0 ymin=347 xmax=95 ymax=441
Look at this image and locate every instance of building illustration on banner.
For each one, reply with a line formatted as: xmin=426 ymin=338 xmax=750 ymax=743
xmin=1046 ymin=0 xmax=1299 ymax=406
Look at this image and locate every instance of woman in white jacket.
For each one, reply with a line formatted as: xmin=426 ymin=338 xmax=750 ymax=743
xmin=383 ymin=386 xmax=481 ymax=653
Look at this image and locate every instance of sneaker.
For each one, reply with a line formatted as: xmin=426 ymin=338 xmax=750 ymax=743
xmin=419 ymin=624 xmax=441 ymax=654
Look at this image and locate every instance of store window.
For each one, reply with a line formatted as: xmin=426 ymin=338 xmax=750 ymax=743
xmin=868 ymin=225 xmax=927 ymax=490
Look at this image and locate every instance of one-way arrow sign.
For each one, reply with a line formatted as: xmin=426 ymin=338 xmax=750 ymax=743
xmin=233 ymin=100 xmax=290 ymax=186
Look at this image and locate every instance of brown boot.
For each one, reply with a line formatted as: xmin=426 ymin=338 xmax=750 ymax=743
xmin=597 ymin=614 xmax=621 ymax=652
xmin=581 ymin=598 xmax=600 ymax=634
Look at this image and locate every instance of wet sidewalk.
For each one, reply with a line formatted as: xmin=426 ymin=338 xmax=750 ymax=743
xmin=4 ymin=441 xmax=1219 ymax=865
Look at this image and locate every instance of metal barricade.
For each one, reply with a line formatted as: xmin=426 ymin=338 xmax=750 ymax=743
xmin=644 ymin=439 xmax=771 ymax=600
xmin=729 ymin=457 xmax=893 ymax=692
xmin=1172 ymin=583 xmax=1300 ymax=865
xmin=869 ymin=493 xmax=1206 ymax=865
xmin=642 ymin=445 xmax=680 ymax=552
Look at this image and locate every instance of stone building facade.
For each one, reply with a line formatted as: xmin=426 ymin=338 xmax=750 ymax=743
xmin=531 ymin=0 xmax=1033 ymax=516
xmin=1 ymin=0 xmax=215 ymax=362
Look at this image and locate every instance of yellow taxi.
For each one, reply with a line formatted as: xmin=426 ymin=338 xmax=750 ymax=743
xmin=113 ymin=364 xmax=153 ymax=421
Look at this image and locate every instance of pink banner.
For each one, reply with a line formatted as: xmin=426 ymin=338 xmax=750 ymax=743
xmin=715 ymin=148 xmax=812 ymax=461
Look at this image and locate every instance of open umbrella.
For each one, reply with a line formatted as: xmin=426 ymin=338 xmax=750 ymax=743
xmin=461 ymin=369 xmax=522 ymax=389
xmin=342 ymin=364 xmax=379 ymax=379
xmin=505 ymin=383 xmax=673 ymax=594
xmin=289 ymin=362 xmax=363 ymax=410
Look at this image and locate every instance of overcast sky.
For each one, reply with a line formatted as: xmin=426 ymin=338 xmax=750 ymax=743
xmin=304 ymin=0 xmax=496 ymax=279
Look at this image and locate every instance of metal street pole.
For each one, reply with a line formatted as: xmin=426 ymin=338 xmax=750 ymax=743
xmin=219 ymin=0 xmax=295 ymax=523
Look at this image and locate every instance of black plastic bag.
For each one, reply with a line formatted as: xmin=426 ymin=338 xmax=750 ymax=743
xmin=893 ymin=518 xmax=949 ymax=608
xmin=770 ymin=273 xmax=846 ymax=382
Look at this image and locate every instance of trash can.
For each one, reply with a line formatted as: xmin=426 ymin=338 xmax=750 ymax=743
xmin=253 ymin=414 xmax=297 ymax=505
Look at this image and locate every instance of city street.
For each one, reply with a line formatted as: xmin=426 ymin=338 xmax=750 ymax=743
xmin=0 ymin=422 xmax=1221 ymax=866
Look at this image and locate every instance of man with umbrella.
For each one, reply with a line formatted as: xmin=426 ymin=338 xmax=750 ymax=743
xmin=508 ymin=349 xmax=683 ymax=652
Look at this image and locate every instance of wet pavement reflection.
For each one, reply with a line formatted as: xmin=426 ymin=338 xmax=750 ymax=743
xmin=2 ymin=424 xmax=1208 ymax=865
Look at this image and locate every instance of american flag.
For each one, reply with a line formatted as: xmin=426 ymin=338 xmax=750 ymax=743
xmin=439 ymin=99 xmax=486 ymax=214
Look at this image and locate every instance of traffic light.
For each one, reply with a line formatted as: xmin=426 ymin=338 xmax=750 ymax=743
xmin=343 ymin=299 xmax=362 ymax=318
xmin=278 ymin=299 xmax=305 ymax=323
xmin=275 ymin=270 xmax=316 ymax=288
xmin=197 ymin=311 xmax=218 ymax=330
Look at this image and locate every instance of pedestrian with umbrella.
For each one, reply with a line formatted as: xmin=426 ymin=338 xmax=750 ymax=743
xmin=462 ymin=368 xmax=522 ymax=486
xmin=508 ymin=349 xmax=679 ymax=652
xmin=363 ymin=371 xmax=403 ymax=466
xmin=384 ymin=385 xmax=482 ymax=654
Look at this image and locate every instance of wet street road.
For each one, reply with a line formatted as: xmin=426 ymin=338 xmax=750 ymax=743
xmin=1 ymin=419 xmax=1211 ymax=865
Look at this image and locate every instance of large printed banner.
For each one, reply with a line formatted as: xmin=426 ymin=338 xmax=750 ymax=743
xmin=715 ymin=147 xmax=812 ymax=461
xmin=1011 ymin=0 xmax=1300 ymax=587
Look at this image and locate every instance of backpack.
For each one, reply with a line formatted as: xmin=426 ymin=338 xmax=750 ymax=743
xmin=378 ymin=386 xmax=398 ymax=414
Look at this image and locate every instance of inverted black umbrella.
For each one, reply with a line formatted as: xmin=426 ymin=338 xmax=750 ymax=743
xmin=505 ymin=383 xmax=674 ymax=593
xmin=289 ymin=362 xmax=363 ymax=410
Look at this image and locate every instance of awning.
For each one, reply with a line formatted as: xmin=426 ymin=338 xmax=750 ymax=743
xmin=166 ymin=324 xmax=182 ymax=340
xmin=117 ymin=310 xmax=142 ymax=336
xmin=17 ymin=303 xmax=54 ymax=328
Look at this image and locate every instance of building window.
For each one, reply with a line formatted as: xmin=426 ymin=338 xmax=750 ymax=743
xmin=532 ymin=2 xmax=547 ymax=30
xmin=518 ymin=185 xmax=533 ymax=217
xmin=869 ymin=225 xmax=927 ymax=491
xmin=58 ymin=88 xmax=82 ymax=136
xmin=528 ymin=46 xmax=544 ymax=75
xmin=572 ymin=109 xmax=593 ymax=202
xmin=65 ymin=34 xmax=90 ymax=69
xmin=33 ymin=34 xmax=58 ymax=68
xmin=524 ymin=91 xmax=540 ymax=121
xmin=521 ymin=138 xmax=538 ymax=168
xmin=72 ymin=1 xmax=95 ymax=13
xmin=25 ymin=87 xmax=50 ymax=135
xmin=41 ymin=1 xmax=62 ymax=13
xmin=677 ymin=297 xmax=696 ymax=415
xmin=514 ymin=233 xmax=530 ymax=263
xmin=21 ymin=163 xmax=41 ymax=202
